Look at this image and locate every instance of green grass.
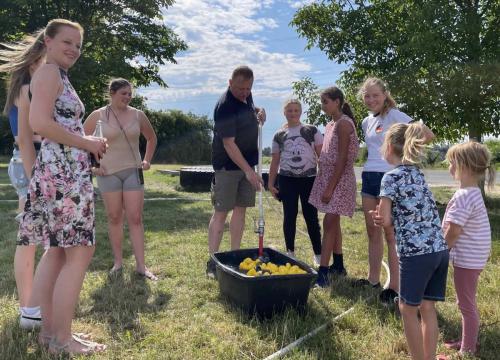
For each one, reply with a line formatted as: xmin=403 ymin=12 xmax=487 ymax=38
xmin=0 ymin=163 xmax=498 ymax=359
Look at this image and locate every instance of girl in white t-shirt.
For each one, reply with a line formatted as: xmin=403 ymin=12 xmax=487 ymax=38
xmin=357 ymin=78 xmax=413 ymax=304
xmin=441 ymin=142 xmax=496 ymax=357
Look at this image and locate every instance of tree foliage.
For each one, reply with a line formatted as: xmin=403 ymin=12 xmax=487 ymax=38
xmin=147 ymin=110 xmax=213 ymax=164
xmin=0 ymin=0 xmax=187 ymax=112
xmin=291 ymin=0 xmax=499 ymax=141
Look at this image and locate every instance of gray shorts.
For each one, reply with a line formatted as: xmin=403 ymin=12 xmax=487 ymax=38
xmin=8 ymin=148 xmax=29 ymax=200
xmin=211 ymin=170 xmax=255 ymax=211
xmin=97 ymin=167 xmax=144 ymax=193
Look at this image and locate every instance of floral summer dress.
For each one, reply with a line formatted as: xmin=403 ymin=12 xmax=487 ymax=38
xmin=17 ymin=68 xmax=94 ymax=249
xmin=308 ymin=115 xmax=359 ymax=215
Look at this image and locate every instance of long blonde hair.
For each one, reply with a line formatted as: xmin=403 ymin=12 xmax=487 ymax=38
xmin=357 ymin=77 xmax=397 ymax=116
xmin=382 ymin=123 xmax=427 ymax=165
xmin=0 ymin=19 xmax=83 ymax=115
xmin=0 ymin=30 xmax=45 ymax=114
xmin=446 ymin=142 xmax=496 ymax=189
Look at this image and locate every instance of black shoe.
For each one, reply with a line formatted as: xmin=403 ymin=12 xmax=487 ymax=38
xmin=315 ymin=269 xmax=330 ymax=288
xmin=328 ymin=265 xmax=347 ymax=277
xmin=379 ymin=288 xmax=398 ymax=306
xmin=206 ymin=259 xmax=217 ymax=280
xmin=353 ymin=278 xmax=381 ymax=289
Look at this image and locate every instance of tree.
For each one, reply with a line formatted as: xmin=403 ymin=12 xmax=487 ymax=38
xmin=0 ymin=0 xmax=187 ymax=112
xmin=291 ymin=0 xmax=499 ymax=141
xmin=147 ymin=109 xmax=213 ymax=164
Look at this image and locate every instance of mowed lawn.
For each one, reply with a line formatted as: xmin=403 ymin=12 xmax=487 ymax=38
xmin=0 ymin=162 xmax=498 ymax=360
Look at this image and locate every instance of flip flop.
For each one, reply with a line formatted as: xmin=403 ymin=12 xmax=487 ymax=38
xmin=109 ymin=266 xmax=123 ymax=276
xmin=136 ymin=269 xmax=158 ymax=281
xmin=444 ymin=340 xmax=461 ymax=350
xmin=48 ymin=337 xmax=106 ymax=355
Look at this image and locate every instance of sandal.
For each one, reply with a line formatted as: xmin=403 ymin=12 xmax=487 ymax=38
xmin=436 ymin=355 xmax=450 ymax=360
xmin=38 ymin=332 xmax=93 ymax=348
xmin=109 ymin=266 xmax=123 ymax=276
xmin=136 ymin=269 xmax=158 ymax=281
xmin=444 ymin=340 xmax=461 ymax=350
xmin=48 ymin=336 xmax=106 ymax=355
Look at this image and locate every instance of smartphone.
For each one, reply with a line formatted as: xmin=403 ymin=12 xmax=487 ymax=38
xmin=137 ymin=168 xmax=144 ymax=185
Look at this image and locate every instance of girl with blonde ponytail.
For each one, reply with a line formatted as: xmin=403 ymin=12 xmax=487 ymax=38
xmin=0 ymin=28 xmax=45 ymax=329
xmin=371 ymin=122 xmax=448 ymax=360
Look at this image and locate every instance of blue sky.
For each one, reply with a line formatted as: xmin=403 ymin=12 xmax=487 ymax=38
xmin=139 ymin=0 xmax=348 ymax=146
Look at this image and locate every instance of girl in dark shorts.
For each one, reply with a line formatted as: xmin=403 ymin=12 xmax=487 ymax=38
xmin=371 ymin=122 xmax=448 ymax=360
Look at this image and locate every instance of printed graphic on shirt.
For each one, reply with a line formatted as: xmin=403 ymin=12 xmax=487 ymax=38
xmin=380 ymin=165 xmax=447 ymax=257
xmin=273 ymin=125 xmax=319 ymax=177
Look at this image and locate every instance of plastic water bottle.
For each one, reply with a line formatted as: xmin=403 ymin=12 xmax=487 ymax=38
xmin=91 ymin=120 xmax=103 ymax=168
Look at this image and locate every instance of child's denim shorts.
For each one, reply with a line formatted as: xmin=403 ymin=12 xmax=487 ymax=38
xmin=361 ymin=171 xmax=385 ymax=198
xmin=8 ymin=148 xmax=29 ymax=200
xmin=399 ymin=250 xmax=449 ymax=306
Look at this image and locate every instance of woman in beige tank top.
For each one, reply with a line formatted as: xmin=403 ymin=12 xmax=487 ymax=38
xmin=84 ymin=78 xmax=157 ymax=280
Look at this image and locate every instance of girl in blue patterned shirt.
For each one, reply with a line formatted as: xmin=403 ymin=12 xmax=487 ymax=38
xmin=371 ymin=122 xmax=448 ymax=360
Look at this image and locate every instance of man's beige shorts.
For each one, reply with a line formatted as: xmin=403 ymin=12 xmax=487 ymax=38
xmin=211 ymin=170 xmax=256 ymax=211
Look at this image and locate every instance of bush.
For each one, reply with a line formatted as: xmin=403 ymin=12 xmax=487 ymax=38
xmin=145 ymin=109 xmax=213 ymax=164
xmin=485 ymin=139 xmax=500 ymax=164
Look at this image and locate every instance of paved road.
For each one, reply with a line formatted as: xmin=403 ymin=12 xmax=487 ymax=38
xmin=175 ymin=166 xmax=499 ymax=186
xmin=354 ymin=167 xmax=455 ymax=186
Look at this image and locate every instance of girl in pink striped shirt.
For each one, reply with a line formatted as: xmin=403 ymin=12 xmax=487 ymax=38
xmin=441 ymin=141 xmax=496 ymax=358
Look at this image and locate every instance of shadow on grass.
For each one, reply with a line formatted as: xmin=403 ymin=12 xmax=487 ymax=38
xmin=217 ymin=292 xmax=356 ymax=359
xmin=0 ymin=317 xmax=48 ymax=360
xmin=88 ymin=273 xmax=171 ymax=341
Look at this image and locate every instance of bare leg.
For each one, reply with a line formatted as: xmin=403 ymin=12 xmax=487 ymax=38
xmin=399 ymin=302 xmax=425 ymax=360
xmin=52 ymin=247 xmax=94 ymax=343
xmin=33 ymin=248 xmax=65 ymax=339
xmin=101 ymin=191 xmax=124 ymax=269
xmin=384 ymin=226 xmax=399 ymax=291
xmin=362 ymin=196 xmax=383 ymax=284
xmin=208 ymin=210 xmax=228 ymax=254
xmin=419 ymin=300 xmax=439 ymax=360
xmin=320 ymin=214 xmax=339 ymax=267
xmin=331 ymin=214 xmax=342 ymax=255
xmin=229 ymin=206 xmax=246 ymax=250
xmin=122 ymin=190 xmax=147 ymax=273
xmin=14 ymin=245 xmax=37 ymax=307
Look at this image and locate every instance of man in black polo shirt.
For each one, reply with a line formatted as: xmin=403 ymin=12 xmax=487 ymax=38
xmin=207 ymin=65 xmax=266 ymax=278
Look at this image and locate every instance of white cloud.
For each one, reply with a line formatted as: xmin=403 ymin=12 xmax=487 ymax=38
xmin=140 ymin=0 xmax=312 ymax=106
xmin=287 ymin=0 xmax=315 ymax=9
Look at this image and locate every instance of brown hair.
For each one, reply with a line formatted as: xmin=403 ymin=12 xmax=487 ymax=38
xmin=0 ymin=29 xmax=45 ymax=114
xmin=231 ymin=65 xmax=253 ymax=80
xmin=358 ymin=77 xmax=397 ymax=116
xmin=446 ymin=142 xmax=496 ymax=189
xmin=109 ymin=78 xmax=132 ymax=94
xmin=320 ymin=86 xmax=355 ymax=123
xmin=382 ymin=123 xmax=427 ymax=165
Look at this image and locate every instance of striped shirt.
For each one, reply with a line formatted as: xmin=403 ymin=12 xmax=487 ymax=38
xmin=443 ymin=187 xmax=491 ymax=269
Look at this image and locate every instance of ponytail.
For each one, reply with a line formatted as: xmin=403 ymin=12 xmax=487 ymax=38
xmin=446 ymin=141 xmax=497 ymax=190
xmin=342 ymin=102 xmax=355 ymax=123
xmin=383 ymin=123 xmax=426 ymax=165
xmin=402 ymin=124 xmax=426 ymax=165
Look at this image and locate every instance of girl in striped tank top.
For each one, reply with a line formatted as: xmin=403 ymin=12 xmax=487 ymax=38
xmin=441 ymin=141 xmax=496 ymax=357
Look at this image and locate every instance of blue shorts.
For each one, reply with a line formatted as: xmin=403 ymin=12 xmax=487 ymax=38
xmin=399 ymin=250 xmax=449 ymax=306
xmin=361 ymin=171 xmax=385 ymax=198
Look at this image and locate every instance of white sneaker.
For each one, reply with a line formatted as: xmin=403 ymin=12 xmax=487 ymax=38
xmin=19 ymin=309 xmax=42 ymax=330
xmin=286 ymin=251 xmax=295 ymax=259
xmin=313 ymin=255 xmax=321 ymax=267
